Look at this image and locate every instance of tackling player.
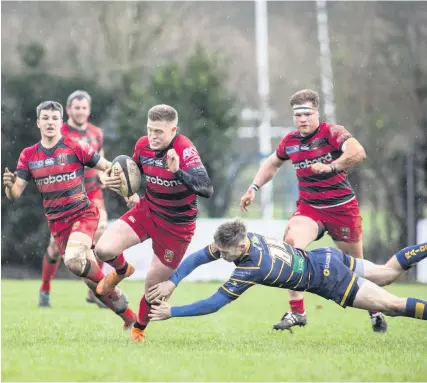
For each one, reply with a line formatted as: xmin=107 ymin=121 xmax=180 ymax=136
xmin=240 ymin=89 xmax=388 ymax=332
xmin=3 ymin=101 xmax=136 ymax=329
xmin=147 ymin=220 xmax=427 ymax=325
xmin=95 ymin=104 xmax=214 ymax=342
xmin=38 ymin=90 xmax=108 ymax=308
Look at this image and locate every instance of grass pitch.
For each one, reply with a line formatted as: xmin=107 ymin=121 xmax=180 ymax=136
xmin=2 ymin=279 xmax=427 ymax=382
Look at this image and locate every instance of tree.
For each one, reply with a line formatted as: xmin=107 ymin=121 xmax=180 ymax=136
xmin=112 ymin=45 xmax=241 ymax=217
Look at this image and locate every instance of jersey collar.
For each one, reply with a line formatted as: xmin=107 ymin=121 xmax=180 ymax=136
xmin=154 ymin=133 xmax=180 ymax=158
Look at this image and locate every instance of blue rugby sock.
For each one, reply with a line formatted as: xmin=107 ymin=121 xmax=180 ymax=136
xmin=405 ymin=298 xmax=427 ymax=320
xmin=395 ymin=243 xmax=427 ymax=270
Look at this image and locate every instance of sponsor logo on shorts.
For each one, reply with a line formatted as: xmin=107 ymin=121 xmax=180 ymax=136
xmin=35 ymin=171 xmax=77 ymax=186
xmin=128 ymin=215 xmax=136 ymax=223
xmin=145 ymin=175 xmax=182 ymax=187
xmin=340 ymin=226 xmax=350 ymax=240
xmin=164 ymin=249 xmax=174 ymax=263
xmin=293 ymin=152 xmax=333 ymax=170
xmin=323 ymin=248 xmax=331 ymax=276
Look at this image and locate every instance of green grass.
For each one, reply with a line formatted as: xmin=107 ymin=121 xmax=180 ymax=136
xmin=2 ymin=280 xmax=427 ymax=382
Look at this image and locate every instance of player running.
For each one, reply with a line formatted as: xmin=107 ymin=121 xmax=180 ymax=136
xmin=3 ymin=101 xmax=136 ymax=329
xmin=239 ymin=89 xmax=388 ymax=332
xmin=38 ymin=90 xmax=108 ymax=309
xmin=147 ymin=219 xmax=427 ymax=326
xmin=95 ymin=104 xmax=214 ymax=342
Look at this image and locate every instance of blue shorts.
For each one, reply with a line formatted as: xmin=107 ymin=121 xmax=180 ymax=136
xmin=306 ymin=247 xmax=359 ymax=308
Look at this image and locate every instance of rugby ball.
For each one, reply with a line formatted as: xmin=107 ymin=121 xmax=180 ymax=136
xmin=111 ymin=155 xmax=141 ymax=197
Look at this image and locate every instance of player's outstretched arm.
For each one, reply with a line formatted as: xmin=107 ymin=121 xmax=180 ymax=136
xmin=240 ymin=153 xmax=284 ymax=211
xmin=3 ymin=168 xmax=27 ymax=201
xmin=149 ymin=291 xmax=234 ymax=321
xmin=147 ymin=246 xmax=218 ymax=301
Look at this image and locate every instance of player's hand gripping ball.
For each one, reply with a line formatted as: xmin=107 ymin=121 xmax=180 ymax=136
xmin=111 ymin=155 xmax=141 ymax=197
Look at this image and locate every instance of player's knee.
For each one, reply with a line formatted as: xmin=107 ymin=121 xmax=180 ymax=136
xmin=94 ymin=243 xmax=115 ymax=262
xmin=64 ymin=244 xmax=88 ymax=277
xmin=47 ymin=243 xmax=59 ymax=260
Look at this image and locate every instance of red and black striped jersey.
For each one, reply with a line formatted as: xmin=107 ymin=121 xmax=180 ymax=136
xmin=16 ymin=137 xmax=100 ymax=222
xmin=276 ymin=122 xmax=355 ymax=209
xmin=133 ymin=134 xmax=203 ymax=226
xmin=61 ymin=122 xmax=103 ymax=193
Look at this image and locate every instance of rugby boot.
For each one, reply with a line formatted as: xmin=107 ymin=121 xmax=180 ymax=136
xmin=130 ymin=326 xmax=146 ymax=342
xmin=371 ymin=312 xmax=388 ymax=333
xmin=96 ymin=263 xmax=135 ymax=295
xmin=38 ymin=291 xmax=51 ymax=307
xmin=273 ymin=311 xmax=307 ymax=331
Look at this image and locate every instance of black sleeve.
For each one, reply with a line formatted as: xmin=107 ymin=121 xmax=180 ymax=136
xmin=174 ymin=166 xmax=214 ymax=198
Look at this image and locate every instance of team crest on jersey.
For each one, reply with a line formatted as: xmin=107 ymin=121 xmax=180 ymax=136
xmin=340 ymin=226 xmax=350 ymax=240
xmin=57 ymin=154 xmax=68 ymax=166
xmin=164 ymin=249 xmax=175 ymax=263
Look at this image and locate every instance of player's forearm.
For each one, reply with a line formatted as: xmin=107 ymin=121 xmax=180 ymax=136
xmin=174 ymin=166 xmax=214 ymax=198
xmin=95 ymin=157 xmax=111 ymax=171
xmin=332 ymin=145 xmax=366 ymax=172
xmin=170 ymin=292 xmax=232 ymax=317
xmin=252 ymin=157 xmax=281 ymax=188
xmin=170 ymin=247 xmax=215 ymax=286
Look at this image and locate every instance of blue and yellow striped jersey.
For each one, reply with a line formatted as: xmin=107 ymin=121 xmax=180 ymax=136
xmin=210 ymin=233 xmax=311 ymax=300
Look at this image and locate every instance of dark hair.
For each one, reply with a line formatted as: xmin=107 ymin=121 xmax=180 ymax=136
xmin=289 ymin=89 xmax=320 ymax=108
xmin=214 ymin=219 xmax=247 ymax=248
xmin=36 ymin=101 xmax=63 ymax=119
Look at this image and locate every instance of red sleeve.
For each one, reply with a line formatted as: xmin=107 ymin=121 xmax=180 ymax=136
xmin=276 ymin=133 xmax=293 ymax=161
xmin=179 ymin=142 xmax=203 ymax=171
xmin=16 ymin=148 xmax=32 ymax=181
xmin=327 ymin=124 xmax=353 ymax=151
xmin=68 ymin=139 xmax=100 ymax=167
xmin=132 ymin=138 xmax=144 ymax=172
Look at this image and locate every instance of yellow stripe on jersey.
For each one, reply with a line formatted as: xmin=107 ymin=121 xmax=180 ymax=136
xmin=263 ymin=260 xmax=275 ymax=281
xmin=221 ymin=286 xmax=240 ymax=297
xmin=415 ymin=302 xmax=425 ymax=319
xmin=271 ymin=260 xmax=285 ymax=284
xmin=230 ymin=278 xmax=256 ymax=285
xmin=293 ymin=272 xmax=304 ymax=289
xmin=208 ymin=244 xmax=219 ymax=259
xmin=236 ymin=266 xmax=260 ymax=270
xmin=257 ymin=249 xmax=263 ymax=267
xmin=349 ymin=256 xmax=355 ymax=271
xmin=285 ymin=271 xmax=294 ymax=283
xmin=306 ymin=273 xmax=311 ymax=290
xmin=340 ymin=274 xmax=357 ymax=306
